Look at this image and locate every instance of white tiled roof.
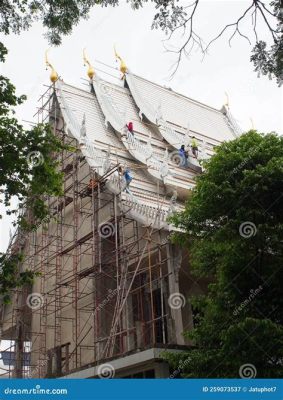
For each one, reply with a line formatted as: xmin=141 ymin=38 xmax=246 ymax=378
xmin=126 ymin=72 xmax=238 ymax=143
xmin=56 ymin=82 xmax=122 ymax=150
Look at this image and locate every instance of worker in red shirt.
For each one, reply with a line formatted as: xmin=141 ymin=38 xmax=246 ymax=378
xmin=127 ymin=122 xmax=134 ymax=133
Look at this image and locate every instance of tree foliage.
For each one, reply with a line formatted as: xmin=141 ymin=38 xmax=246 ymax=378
xmin=0 ymin=0 xmax=281 ymax=82
xmin=166 ymin=131 xmax=283 ymax=378
xmin=0 ymin=44 xmax=66 ymax=225
xmin=0 ymin=253 xmax=40 ymax=304
xmin=0 ymin=44 xmax=66 ymax=301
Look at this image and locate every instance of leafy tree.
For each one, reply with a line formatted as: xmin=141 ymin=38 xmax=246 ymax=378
xmin=0 ymin=253 xmax=40 ymax=304
xmin=0 ymin=49 xmax=64 ymax=224
xmin=166 ymin=131 xmax=283 ymax=378
xmin=0 ymin=0 xmax=281 ymax=82
xmin=0 ymin=43 xmax=66 ymax=301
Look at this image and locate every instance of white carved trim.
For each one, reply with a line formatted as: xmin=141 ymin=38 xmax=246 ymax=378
xmin=56 ymin=81 xmax=82 ymax=141
xmin=93 ymin=78 xmax=126 ymax=132
xmin=222 ymin=106 xmax=243 ymax=137
xmin=158 ymin=118 xmax=184 ymax=149
xmin=120 ymin=193 xmax=173 ymax=230
xmin=126 ymin=73 xmax=157 ymax=122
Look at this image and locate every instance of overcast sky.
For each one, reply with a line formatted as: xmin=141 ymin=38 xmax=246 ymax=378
xmin=0 ymin=0 xmax=282 ymax=252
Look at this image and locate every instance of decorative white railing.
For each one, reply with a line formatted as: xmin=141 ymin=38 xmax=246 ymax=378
xmin=120 ymin=189 xmax=184 ymax=230
xmin=121 ymin=193 xmax=171 ymax=229
xmin=124 ymin=130 xmax=170 ymax=179
xmin=106 ymin=173 xmax=127 ymax=194
xmin=125 ymin=129 xmax=152 ymax=163
xmin=157 ymin=118 xmax=185 ymax=149
xmin=157 ymin=117 xmax=207 ymax=167
xmin=82 ymin=139 xmax=109 ymax=174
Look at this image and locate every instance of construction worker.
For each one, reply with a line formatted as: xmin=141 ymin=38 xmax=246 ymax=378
xmin=80 ymin=178 xmax=96 ymax=197
xmin=126 ymin=122 xmax=134 ymax=138
xmin=178 ymin=145 xmax=188 ymax=167
xmin=191 ymin=136 xmax=198 ymax=158
xmin=87 ymin=178 xmax=97 ymax=195
xmin=123 ymin=167 xmax=133 ymax=194
xmin=127 ymin=122 xmax=134 ymax=133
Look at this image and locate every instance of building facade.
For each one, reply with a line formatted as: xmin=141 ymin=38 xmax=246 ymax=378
xmin=0 ymin=59 xmax=240 ymax=378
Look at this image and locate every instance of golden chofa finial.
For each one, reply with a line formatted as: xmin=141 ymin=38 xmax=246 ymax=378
xmin=114 ymin=45 xmax=127 ymax=76
xmin=45 ymin=50 xmax=58 ymax=83
xmin=224 ymin=92 xmax=230 ymax=109
xmin=83 ymin=48 xmax=95 ymax=80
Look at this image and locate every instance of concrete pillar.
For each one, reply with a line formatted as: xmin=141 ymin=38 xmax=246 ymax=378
xmin=166 ymin=244 xmax=185 ymax=345
xmin=123 ymin=293 xmax=135 ymax=352
xmin=14 ymin=316 xmax=23 ymax=378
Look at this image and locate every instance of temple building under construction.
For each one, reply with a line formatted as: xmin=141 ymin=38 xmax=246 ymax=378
xmin=0 ymin=53 xmax=241 ymax=378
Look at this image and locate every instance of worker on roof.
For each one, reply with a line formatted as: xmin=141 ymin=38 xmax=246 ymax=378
xmin=191 ymin=136 xmax=198 ymax=158
xmin=178 ymin=145 xmax=188 ymax=167
xmin=127 ymin=122 xmax=133 ymax=133
xmin=126 ymin=122 xmax=134 ymax=137
xmin=123 ymin=167 xmax=133 ymax=194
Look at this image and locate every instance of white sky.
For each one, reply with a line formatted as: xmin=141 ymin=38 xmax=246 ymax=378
xmin=0 ymin=0 xmax=282 ymax=252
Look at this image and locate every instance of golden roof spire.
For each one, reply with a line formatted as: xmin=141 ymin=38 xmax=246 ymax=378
xmin=83 ymin=48 xmax=95 ymax=80
xmin=45 ymin=50 xmax=58 ymax=83
xmin=114 ymin=45 xmax=127 ymax=76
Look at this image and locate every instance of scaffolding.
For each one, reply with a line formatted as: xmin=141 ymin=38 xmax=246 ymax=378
xmin=0 ymin=83 xmax=185 ymax=379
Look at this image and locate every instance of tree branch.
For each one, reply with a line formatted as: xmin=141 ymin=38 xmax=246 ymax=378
xmin=256 ymin=2 xmax=277 ymax=41
xmin=163 ymin=0 xmax=279 ymax=77
xmin=205 ymin=2 xmax=255 ymax=51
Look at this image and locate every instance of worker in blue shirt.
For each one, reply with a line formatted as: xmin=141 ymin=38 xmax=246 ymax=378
xmin=178 ymin=145 xmax=188 ymax=167
xmin=123 ymin=167 xmax=133 ymax=193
